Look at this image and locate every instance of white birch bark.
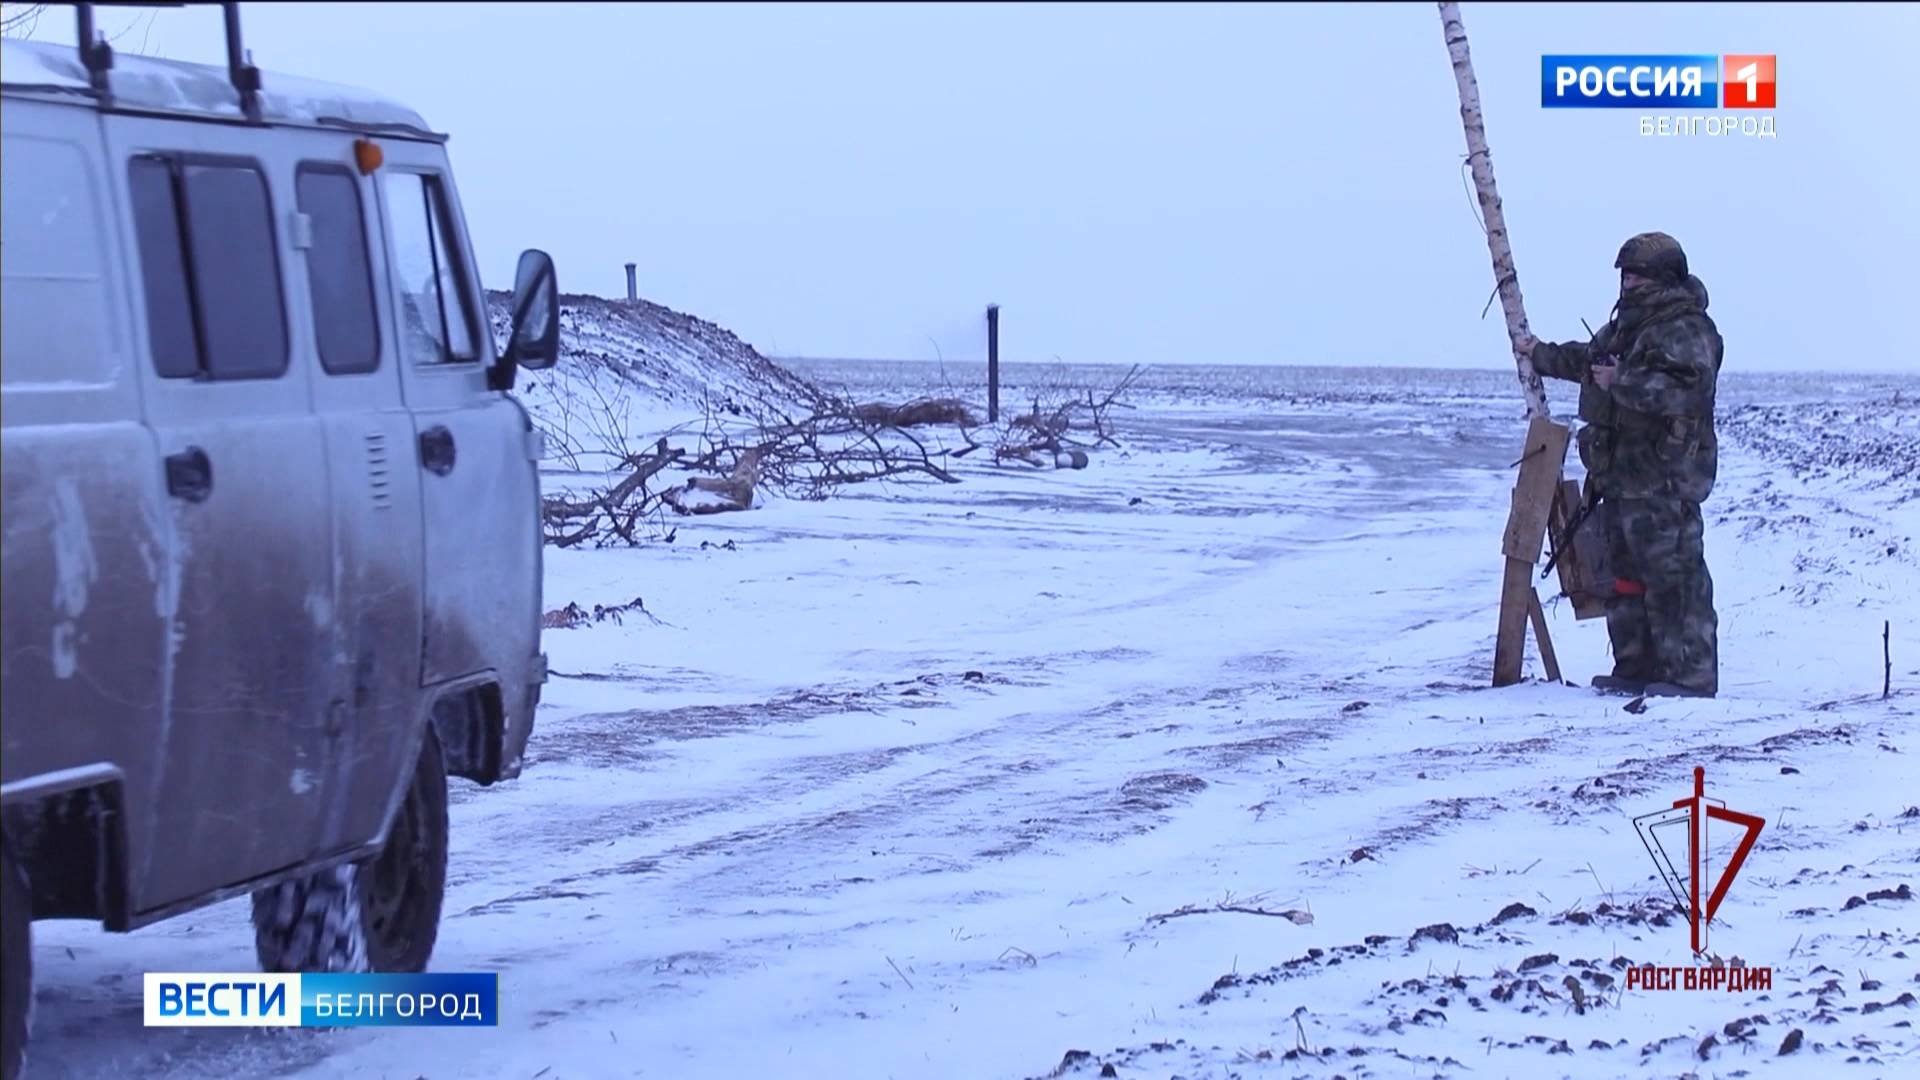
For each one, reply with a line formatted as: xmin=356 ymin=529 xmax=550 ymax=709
xmin=1439 ymin=2 xmax=1550 ymax=419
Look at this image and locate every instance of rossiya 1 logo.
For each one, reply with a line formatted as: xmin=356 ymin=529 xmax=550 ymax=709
xmin=1627 ymin=767 xmax=1773 ymax=993
xmin=1539 ymin=54 xmax=1777 ymax=138
xmin=1538 ymin=55 xmax=1775 ymax=108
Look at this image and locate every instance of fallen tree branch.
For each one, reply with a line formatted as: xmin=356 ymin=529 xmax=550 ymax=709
xmin=955 ymin=364 xmax=1142 ymax=467
xmin=539 ymin=596 xmax=660 ymax=629
xmin=885 ymin=956 xmax=915 ymax=991
xmin=851 ymin=398 xmax=979 ymax=428
xmin=540 ymin=438 xmax=687 ymax=548
xmin=1146 ymin=902 xmax=1314 ymax=927
xmin=537 ymin=363 xmax=1140 ymax=546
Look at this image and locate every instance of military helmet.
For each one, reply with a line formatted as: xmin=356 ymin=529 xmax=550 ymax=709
xmin=1614 ymin=231 xmax=1689 ymax=284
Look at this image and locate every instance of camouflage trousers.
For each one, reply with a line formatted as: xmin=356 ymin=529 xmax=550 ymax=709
xmin=1604 ymin=497 xmax=1719 ymax=695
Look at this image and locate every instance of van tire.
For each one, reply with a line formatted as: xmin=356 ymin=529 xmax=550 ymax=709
xmin=250 ymin=859 xmax=369 ymax=974
xmin=250 ymin=728 xmax=448 ymax=974
xmin=2 ymin=846 xmax=31 ymax=1080
xmin=361 ymin=726 xmax=448 ymax=972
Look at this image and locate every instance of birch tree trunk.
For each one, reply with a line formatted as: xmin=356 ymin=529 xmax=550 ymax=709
xmin=1438 ymin=1 xmax=1550 ymax=419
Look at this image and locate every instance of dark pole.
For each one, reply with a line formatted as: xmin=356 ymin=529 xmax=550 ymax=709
xmin=986 ymin=304 xmax=1000 ymax=424
xmin=222 ymin=2 xmax=263 ymax=123
xmin=625 ymin=263 xmax=637 ymax=303
xmin=75 ymin=4 xmax=114 ymax=101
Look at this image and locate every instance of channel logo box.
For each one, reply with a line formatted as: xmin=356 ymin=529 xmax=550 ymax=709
xmin=144 ymin=972 xmax=499 ymax=1027
xmin=1722 ymin=54 xmax=1777 ymax=109
xmin=1541 ymin=55 xmax=1720 ymax=108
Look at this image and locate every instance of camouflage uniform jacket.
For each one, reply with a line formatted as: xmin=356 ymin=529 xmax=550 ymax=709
xmin=1532 ymin=276 xmax=1725 ymax=503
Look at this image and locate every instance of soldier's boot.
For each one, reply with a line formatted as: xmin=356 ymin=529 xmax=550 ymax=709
xmin=1592 ymin=674 xmax=1650 ymax=695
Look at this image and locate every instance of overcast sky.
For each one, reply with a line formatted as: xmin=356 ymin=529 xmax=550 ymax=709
xmin=13 ymin=2 xmax=1917 ymax=371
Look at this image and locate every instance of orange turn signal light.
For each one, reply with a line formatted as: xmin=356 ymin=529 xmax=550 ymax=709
xmin=354 ymin=139 xmax=384 ymax=175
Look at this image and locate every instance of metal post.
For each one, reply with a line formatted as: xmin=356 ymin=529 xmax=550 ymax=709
xmin=625 ymin=263 xmax=637 ymax=303
xmin=1690 ymin=767 xmax=1707 ymax=955
xmin=986 ymin=304 xmax=1000 ymax=424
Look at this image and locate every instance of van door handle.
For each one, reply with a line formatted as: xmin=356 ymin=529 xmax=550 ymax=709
xmin=165 ymin=446 xmax=213 ymax=502
xmin=418 ymin=425 xmax=456 ymax=476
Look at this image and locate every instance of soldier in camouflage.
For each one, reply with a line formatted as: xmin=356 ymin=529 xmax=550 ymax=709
xmin=1526 ymin=232 xmax=1725 ymax=698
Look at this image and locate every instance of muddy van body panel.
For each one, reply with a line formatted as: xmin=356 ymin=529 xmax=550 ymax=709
xmin=371 ymin=142 xmax=543 ymax=782
xmin=292 ymin=142 xmax=432 ymax=857
xmin=0 ymin=98 xmax=175 ymax=911
xmin=100 ymin=110 xmax=343 ymax=909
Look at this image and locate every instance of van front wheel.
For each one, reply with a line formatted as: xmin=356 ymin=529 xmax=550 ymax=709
xmin=250 ymin=728 xmax=449 ymax=974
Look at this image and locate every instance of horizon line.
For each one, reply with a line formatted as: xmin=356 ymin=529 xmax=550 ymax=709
xmin=768 ymin=355 xmax=1915 ymax=378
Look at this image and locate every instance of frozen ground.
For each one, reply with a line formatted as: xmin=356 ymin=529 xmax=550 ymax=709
xmin=20 ymin=361 xmax=1919 ymax=1080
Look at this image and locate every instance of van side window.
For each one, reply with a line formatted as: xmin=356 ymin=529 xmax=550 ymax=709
xmin=382 ymin=172 xmax=477 ymax=365
xmin=127 ymin=158 xmax=200 ymax=378
xmin=126 ymin=154 xmax=289 ymax=380
xmin=297 ymin=165 xmax=380 ymax=375
xmin=1 ymin=134 xmax=118 ymax=386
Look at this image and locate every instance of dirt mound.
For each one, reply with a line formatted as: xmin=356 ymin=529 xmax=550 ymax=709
xmin=486 ymin=289 xmax=820 ymax=419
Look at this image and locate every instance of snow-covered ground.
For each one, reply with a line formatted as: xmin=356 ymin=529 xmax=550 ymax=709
xmin=20 ymin=355 xmax=1918 ymax=1080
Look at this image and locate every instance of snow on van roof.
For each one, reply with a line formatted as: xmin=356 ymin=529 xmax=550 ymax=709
xmin=0 ymin=39 xmax=438 ymax=139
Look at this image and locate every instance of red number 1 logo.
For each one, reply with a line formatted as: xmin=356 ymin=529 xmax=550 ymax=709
xmin=1723 ymin=54 xmax=1776 ymax=109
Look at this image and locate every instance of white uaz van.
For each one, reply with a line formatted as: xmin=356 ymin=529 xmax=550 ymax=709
xmin=1 ymin=6 xmax=559 ymax=1075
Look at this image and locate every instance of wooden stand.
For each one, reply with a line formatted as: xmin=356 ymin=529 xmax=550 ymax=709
xmin=1493 ymin=416 xmax=1570 ymax=686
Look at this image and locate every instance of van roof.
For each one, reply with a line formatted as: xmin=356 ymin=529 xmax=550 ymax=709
xmin=0 ymin=39 xmax=442 ymax=141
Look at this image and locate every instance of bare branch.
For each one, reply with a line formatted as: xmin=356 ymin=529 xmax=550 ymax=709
xmin=1146 ymin=902 xmax=1314 ymax=927
xmin=1 ymin=3 xmax=49 ymax=38
xmin=535 ymin=359 xmax=1140 ymax=547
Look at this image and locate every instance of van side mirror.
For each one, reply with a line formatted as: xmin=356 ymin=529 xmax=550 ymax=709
xmin=506 ymin=249 xmax=559 ymax=371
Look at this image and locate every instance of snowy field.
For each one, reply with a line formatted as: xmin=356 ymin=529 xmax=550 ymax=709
xmin=21 ymin=361 xmax=1919 ymax=1080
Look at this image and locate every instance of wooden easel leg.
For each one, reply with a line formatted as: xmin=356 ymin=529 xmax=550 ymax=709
xmin=1494 ymin=558 xmax=1535 ymax=685
xmin=1528 ymin=588 xmax=1561 ymax=683
xmin=1493 ymin=417 xmax=1572 ymax=687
